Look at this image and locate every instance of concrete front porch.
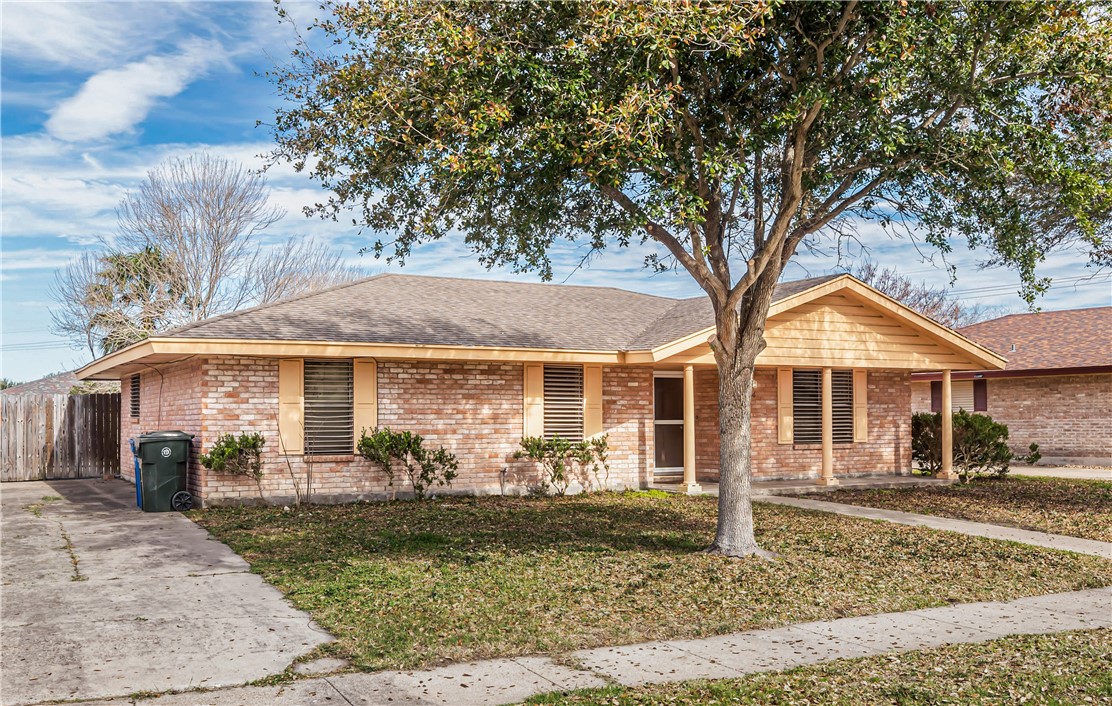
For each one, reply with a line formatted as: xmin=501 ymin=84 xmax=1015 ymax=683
xmin=651 ymin=473 xmax=955 ymax=497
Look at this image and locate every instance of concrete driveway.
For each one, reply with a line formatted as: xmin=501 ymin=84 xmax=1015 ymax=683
xmin=1 ymin=479 xmax=331 ymax=706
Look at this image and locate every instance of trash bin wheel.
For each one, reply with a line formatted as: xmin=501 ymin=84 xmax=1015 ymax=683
xmin=171 ymin=491 xmax=193 ymax=511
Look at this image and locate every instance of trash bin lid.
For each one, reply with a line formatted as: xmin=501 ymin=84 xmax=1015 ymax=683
xmin=138 ymin=430 xmax=195 ymax=443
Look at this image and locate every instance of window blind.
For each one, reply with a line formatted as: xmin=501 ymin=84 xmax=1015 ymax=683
xmin=831 ymin=370 xmax=854 ymax=444
xmin=792 ymin=370 xmax=822 ymax=444
xmin=304 ymin=359 xmax=354 ymax=455
xmin=792 ymin=369 xmax=854 ymax=445
xmin=951 ymin=381 xmax=975 ymax=412
xmin=543 ymin=365 xmax=584 ymax=442
xmin=129 ymin=375 xmax=140 ymax=418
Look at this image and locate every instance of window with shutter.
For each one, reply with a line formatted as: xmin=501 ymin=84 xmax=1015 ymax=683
xmin=792 ymin=370 xmax=822 ymax=444
xmin=543 ymin=365 xmax=584 ymax=442
xmin=831 ymin=370 xmax=854 ymax=443
xmin=129 ymin=375 xmax=140 ymax=418
xmin=304 ymin=359 xmax=354 ymax=455
xmin=792 ymin=369 xmax=854 ymax=445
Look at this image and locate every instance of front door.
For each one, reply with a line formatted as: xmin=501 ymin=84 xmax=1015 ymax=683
xmin=653 ymin=374 xmax=684 ymax=483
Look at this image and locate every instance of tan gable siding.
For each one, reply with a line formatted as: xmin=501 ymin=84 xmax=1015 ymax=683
xmin=758 ymin=292 xmax=982 ymax=370
xmin=654 ymin=292 xmax=990 ymax=370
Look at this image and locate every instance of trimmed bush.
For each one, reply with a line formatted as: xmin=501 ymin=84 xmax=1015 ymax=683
xmin=912 ymin=411 xmax=1040 ymax=482
xmin=200 ymin=432 xmax=264 ymax=480
xmin=515 ymin=435 xmax=611 ymax=495
xmin=357 ymin=427 xmax=458 ymax=499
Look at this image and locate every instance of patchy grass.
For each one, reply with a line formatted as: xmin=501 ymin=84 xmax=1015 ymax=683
xmin=24 ymin=495 xmax=61 ymax=518
xmin=190 ymin=493 xmax=1112 ymax=671
xmin=523 ymin=629 xmax=1112 ymax=705
xmin=807 ymin=476 xmax=1112 ymax=542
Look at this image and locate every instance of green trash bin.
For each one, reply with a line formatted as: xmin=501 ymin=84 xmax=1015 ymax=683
xmin=137 ymin=431 xmax=195 ymax=512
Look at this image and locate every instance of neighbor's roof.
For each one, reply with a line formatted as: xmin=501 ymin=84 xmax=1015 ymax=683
xmin=958 ymin=306 xmax=1112 ymax=371
xmin=1 ymin=371 xmax=120 ymax=396
xmin=161 ymin=273 xmax=841 ymax=352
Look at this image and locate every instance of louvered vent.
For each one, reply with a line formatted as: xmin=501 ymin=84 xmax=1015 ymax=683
xmin=792 ymin=370 xmax=822 ymax=444
xmin=543 ymin=365 xmax=584 ymax=442
xmin=304 ymin=359 xmax=354 ymax=455
xmin=129 ymin=375 xmax=140 ymax=418
xmin=831 ymin=370 xmax=854 ymax=444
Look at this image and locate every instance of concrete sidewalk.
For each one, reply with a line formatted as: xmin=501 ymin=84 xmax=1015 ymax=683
xmin=759 ymin=495 xmax=1112 ymax=559
xmin=1010 ymin=465 xmax=1111 ymax=481
xmin=64 ymin=587 xmax=1112 ymax=706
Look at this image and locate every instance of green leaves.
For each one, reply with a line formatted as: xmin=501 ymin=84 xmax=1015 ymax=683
xmin=515 ymin=434 xmax=611 ymax=495
xmin=200 ymin=432 xmax=265 ymax=481
xmin=271 ymin=1 xmax=1109 ymax=299
xmin=357 ymin=427 xmax=459 ymax=499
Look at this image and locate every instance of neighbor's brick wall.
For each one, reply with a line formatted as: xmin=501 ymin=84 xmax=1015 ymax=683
xmin=118 ymin=360 xmax=205 ymax=499
xmin=694 ymin=368 xmax=912 ymax=481
xmin=985 ymin=373 xmax=1111 ymax=461
xmin=911 ymin=380 xmax=931 ymax=413
xmin=912 ymin=374 xmax=1110 ymax=462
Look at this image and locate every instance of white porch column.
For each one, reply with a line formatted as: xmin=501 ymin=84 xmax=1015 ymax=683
xmin=939 ymin=369 xmax=957 ymax=479
xmin=817 ymin=366 xmax=838 ymax=486
xmin=682 ymin=365 xmax=701 ymax=494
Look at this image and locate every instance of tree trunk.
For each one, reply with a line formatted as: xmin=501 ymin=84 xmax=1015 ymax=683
xmin=704 ymin=276 xmax=781 ymax=559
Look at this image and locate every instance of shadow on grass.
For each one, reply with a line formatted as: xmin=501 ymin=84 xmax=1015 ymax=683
xmin=194 ymin=492 xmax=718 ymax=565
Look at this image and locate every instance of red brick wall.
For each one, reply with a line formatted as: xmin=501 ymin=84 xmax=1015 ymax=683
xmin=117 ymin=356 xmax=921 ymax=504
xmin=118 ymin=357 xmax=656 ymax=506
xmin=602 ymin=366 xmax=654 ymax=488
xmin=914 ymin=374 xmax=1110 ymax=463
xmin=695 ymin=368 xmax=912 ymax=481
xmin=693 ymin=369 xmax=720 ymax=477
xmin=377 ymin=360 xmax=532 ymax=494
xmin=911 ymin=381 xmax=931 ymax=413
xmin=119 ymin=360 xmax=204 ymax=499
xmin=984 ymin=373 xmax=1111 ymax=462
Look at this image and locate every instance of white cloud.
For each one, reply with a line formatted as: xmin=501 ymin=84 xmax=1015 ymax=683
xmin=0 ymin=1 xmax=188 ymax=70
xmin=45 ymin=38 xmax=230 ymax=142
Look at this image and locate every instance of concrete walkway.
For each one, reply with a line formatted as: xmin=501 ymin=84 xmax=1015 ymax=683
xmin=63 ymin=587 xmax=1112 ymax=706
xmin=759 ymin=495 xmax=1112 ymax=559
xmin=0 ymin=480 xmax=331 ymax=706
xmin=1010 ymin=465 xmax=1111 ymax=481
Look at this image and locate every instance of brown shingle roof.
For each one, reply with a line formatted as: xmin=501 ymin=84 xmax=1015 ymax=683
xmin=958 ymin=307 xmax=1112 ymax=371
xmin=163 ymin=273 xmax=840 ymax=351
xmin=1 ymin=371 xmax=120 ymax=396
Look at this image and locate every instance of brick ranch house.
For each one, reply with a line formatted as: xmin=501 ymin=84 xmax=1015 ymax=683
xmin=76 ymin=273 xmax=1004 ymax=507
xmin=912 ymin=306 xmax=1112 ymax=466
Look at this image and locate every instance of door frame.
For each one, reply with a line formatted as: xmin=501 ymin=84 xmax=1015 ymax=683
xmin=652 ymin=371 xmax=685 ymax=476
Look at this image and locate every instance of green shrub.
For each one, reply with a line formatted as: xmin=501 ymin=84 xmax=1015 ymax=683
xmin=200 ymin=432 xmax=265 ymax=481
xmin=357 ymin=427 xmax=458 ymax=499
xmin=515 ymin=435 xmax=611 ymax=495
xmin=912 ymin=411 xmax=1040 ymax=483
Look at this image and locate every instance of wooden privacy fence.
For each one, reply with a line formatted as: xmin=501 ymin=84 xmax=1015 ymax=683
xmin=0 ymin=393 xmax=120 ymax=482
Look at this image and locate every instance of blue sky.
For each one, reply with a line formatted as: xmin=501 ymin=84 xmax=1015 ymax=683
xmin=2 ymin=1 xmax=1109 ymax=383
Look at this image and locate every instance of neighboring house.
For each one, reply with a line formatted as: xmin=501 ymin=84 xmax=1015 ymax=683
xmin=1 ymin=371 xmax=119 ymax=396
xmin=77 ymin=274 xmax=1003 ymax=506
xmin=912 ymin=307 xmax=1112 ymax=466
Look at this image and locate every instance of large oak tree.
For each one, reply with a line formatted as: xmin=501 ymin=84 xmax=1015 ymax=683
xmin=271 ymin=0 xmax=1111 ymax=557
